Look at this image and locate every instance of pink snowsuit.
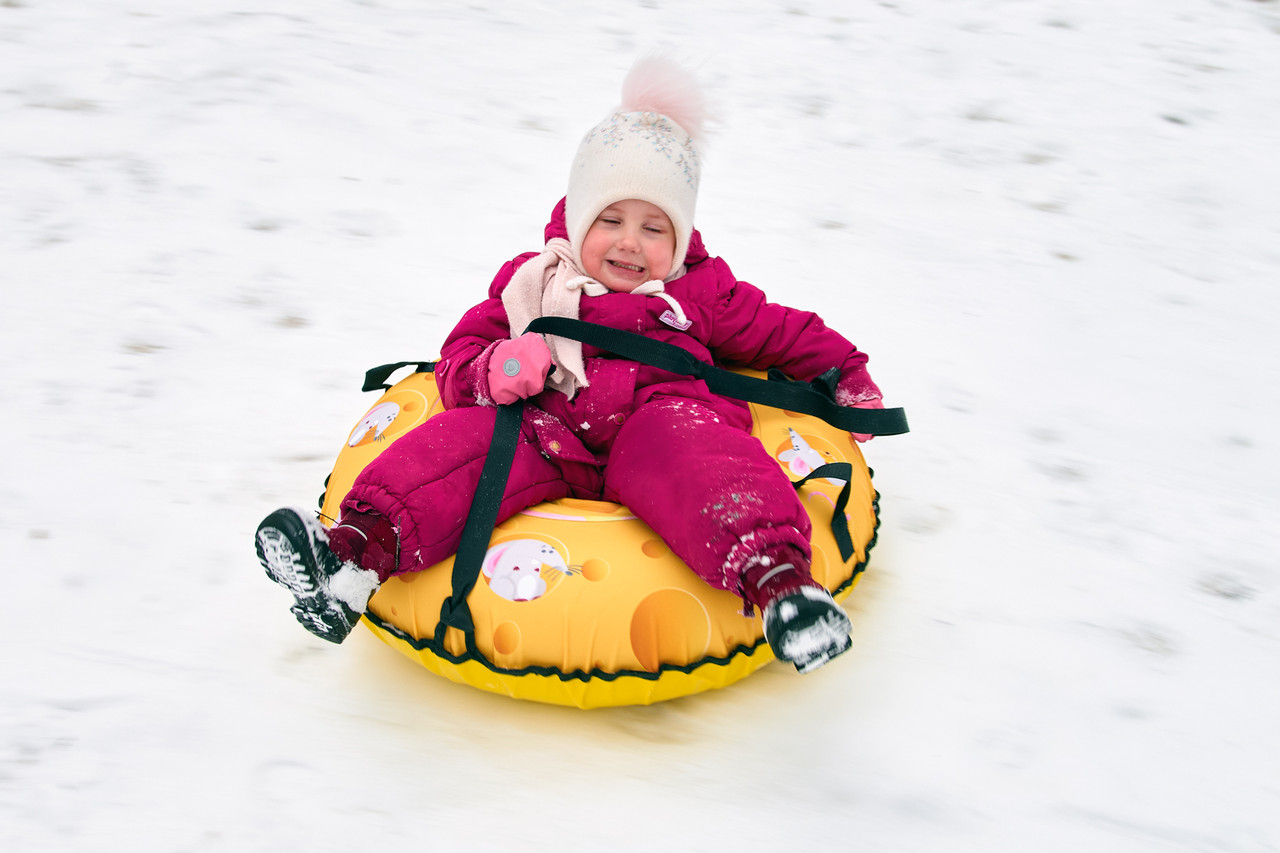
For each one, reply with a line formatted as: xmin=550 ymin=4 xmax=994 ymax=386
xmin=341 ymin=200 xmax=879 ymax=603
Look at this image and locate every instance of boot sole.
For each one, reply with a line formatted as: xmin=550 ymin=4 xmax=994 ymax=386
xmin=778 ymin=610 xmax=853 ymax=673
xmin=788 ymin=620 xmax=853 ymax=674
xmin=256 ymin=509 xmax=320 ymax=597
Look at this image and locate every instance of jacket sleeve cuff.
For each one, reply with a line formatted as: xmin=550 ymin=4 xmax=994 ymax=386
xmin=441 ymin=340 xmax=503 ymax=409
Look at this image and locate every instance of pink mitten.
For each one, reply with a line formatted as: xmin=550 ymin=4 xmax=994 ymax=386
xmin=835 ymin=369 xmax=883 ymax=444
xmin=849 ymin=398 xmax=884 ymax=444
xmin=488 ymin=333 xmax=552 ymax=405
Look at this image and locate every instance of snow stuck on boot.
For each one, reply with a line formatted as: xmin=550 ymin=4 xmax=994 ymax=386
xmin=327 ymin=563 xmax=381 ymax=613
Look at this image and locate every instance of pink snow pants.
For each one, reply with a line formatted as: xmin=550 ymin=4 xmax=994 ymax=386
xmin=342 ymin=397 xmax=813 ymax=597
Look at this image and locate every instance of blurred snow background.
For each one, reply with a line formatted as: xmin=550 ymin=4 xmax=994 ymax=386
xmin=2 ymin=0 xmax=1278 ymax=850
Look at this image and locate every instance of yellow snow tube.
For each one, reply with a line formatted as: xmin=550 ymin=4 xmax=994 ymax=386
xmin=319 ymin=367 xmax=879 ymax=709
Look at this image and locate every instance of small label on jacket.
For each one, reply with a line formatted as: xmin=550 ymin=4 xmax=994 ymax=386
xmin=659 ymin=309 xmax=692 ymax=331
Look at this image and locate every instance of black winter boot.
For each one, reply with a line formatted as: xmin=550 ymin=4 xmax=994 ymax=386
xmin=762 ymin=586 xmax=853 ymax=674
xmin=255 ymin=507 xmax=380 ymax=643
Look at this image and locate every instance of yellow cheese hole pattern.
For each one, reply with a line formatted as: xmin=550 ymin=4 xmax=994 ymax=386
xmin=630 ymin=589 xmax=711 ymax=673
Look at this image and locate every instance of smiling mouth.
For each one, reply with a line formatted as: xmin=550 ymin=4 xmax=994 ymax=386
xmin=608 ymin=260 xmax=644 ymax=274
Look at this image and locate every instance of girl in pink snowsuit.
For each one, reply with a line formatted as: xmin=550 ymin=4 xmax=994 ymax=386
xmin=257 ymin=58 xmax=885 ymax=673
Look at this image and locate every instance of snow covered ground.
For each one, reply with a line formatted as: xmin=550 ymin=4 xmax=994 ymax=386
xmin=3 ymin=0 xmax=1279 ymax=850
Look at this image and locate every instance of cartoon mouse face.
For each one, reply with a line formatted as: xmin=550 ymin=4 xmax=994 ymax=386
xmin=348 ymin=402 xmax=400 ymax=447
xmin=777 ymin=428 xmax=847 ymax=485
xmin=778 ymin=428 xmax=825 ymax=476
xmin=482 ymin=540 xmax=570 ymax=602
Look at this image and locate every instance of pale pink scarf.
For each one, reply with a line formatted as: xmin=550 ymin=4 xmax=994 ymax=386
xmin=502 ymin=237 xmax=685 ymax=399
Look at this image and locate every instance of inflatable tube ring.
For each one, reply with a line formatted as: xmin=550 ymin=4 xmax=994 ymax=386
xmin=319 ymin=365 xmax=880 ymax=709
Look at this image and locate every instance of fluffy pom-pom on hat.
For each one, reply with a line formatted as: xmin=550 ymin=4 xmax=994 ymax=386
xmin=619 ymin=55 xmax=707 ymax=142
xmin=565 ymin=56 xmax=706 ymax=279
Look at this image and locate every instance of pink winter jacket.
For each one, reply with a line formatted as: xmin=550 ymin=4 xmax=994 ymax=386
xmin=434 ymin=199 xmax=880 ymax=468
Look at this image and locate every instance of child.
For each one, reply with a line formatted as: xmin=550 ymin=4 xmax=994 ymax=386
xmin=256 ymin=57 xmax=886 ymax=674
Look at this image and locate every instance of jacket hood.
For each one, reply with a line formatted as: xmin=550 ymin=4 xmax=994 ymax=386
xmin=544 ymin=197 xmax=708 ymax=268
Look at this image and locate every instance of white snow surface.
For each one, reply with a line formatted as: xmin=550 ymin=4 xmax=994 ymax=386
xmin=3 ymin=1 xmax=1279 ymax=850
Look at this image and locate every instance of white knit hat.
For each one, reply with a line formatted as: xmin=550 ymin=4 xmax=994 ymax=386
xmin=565 ymin=57 xmax=706 ymax=280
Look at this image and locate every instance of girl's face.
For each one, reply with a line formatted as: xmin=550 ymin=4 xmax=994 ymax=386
xmin=579 ymin=199 xmax=676 ymax=293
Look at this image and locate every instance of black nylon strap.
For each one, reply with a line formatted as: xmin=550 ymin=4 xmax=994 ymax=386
xmin=362 ymin=360 xmax=436 ymax=393
xmin=527 ymin=316 xmax=909 ymax=436
xmin=428 ymin=317 xmax=905 ymax=659
xmin=791 ymin=463 xmax=856 ymax=562
xmin=435 ymin=399 xmax=525 ymax=650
